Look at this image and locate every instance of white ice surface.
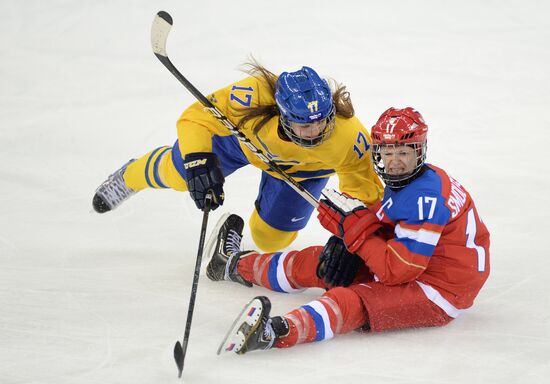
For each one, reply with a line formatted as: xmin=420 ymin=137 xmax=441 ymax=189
xmin=1 ymin=1 xmax=549 ymax=383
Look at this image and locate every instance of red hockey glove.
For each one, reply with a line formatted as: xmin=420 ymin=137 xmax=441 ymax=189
xmin=317 ymin=188 xmax=382 ymax=252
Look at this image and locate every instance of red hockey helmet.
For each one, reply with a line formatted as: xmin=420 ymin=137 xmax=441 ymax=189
xmin=371 ymin=107 xmax=428 ymax=188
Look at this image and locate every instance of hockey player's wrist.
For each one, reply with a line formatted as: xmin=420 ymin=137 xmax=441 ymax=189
xmin=341 ymin=211 xmax=382 ymax=252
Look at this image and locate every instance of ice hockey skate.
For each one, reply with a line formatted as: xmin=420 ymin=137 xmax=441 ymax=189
xmin=93 ymin=159 xmax=136 ymax=213
xmin=203 ymin=212 xmax=231 ymax=263
xmin=205 ymin=213 xmax=252 ymax=287
xmin=217 ymin=296 xmax=288 ymax=355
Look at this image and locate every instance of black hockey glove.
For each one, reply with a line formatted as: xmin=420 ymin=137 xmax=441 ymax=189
xmin=183 ymin=152 xmax=225 ymax=211
xmin=316 ymin=235 xmax=362 ymax=287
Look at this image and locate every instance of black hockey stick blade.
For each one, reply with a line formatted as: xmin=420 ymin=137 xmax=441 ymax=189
xmin=157 ymin=10 xmax=172 ymax=25
xmin=171 ymin=193 xmax=213 ymax=378
xmin=174 ymin=341 xmax=184 ymax=378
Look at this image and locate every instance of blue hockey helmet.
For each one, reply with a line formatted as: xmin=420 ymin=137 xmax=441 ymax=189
xmin=275 ymin=66 xmax=335 ymax=147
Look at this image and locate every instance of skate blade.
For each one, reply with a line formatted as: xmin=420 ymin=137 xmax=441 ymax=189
xmin=217 ymin=297 xmax=264 ymax=355
xmin=203 ymin=212 xmax=230 ymax=265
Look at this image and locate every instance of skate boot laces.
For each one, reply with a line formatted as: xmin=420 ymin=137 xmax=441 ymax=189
xmin=225 ymin=230 xmax=242 ymax=256
xmin=262 ymin=318 xmax=277 ymax=349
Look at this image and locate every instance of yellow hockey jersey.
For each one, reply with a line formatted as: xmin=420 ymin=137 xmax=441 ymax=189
xmin=175 ymin=76 xmax=383 ymax=205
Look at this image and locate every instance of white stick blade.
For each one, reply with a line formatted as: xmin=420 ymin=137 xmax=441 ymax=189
xmin=151 ymin=11 xmax=172 ymax=56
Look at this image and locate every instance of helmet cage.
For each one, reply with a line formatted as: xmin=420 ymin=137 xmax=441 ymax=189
xmin=370 ymin=107 xmax=428 ymax=188
xmin=280 ymin=104 xmax=335 ymax=147
xmin=371 ymin=141 xmax=427 ymax=189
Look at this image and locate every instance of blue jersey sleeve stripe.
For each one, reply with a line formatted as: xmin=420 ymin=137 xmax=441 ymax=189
xmin=395 ymin=224 xmax=441 ymax=246
xmin=396 ymin=237 xmax=435 ymax=257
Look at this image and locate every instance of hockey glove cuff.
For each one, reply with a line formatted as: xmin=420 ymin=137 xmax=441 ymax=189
xmin=317 ymin=188 xmax=382 ymax=251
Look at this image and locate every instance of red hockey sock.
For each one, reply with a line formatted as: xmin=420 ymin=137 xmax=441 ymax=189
xmin=237 ymin=246 xmax=326 ymax=292
xmin=275 ymin=287 xmax=368 ymax=348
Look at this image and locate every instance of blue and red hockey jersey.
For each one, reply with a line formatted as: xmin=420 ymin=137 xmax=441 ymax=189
xmin=350 ymin=164 xmax=490 ymax=312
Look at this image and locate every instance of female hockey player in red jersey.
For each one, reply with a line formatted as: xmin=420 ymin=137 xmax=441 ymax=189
xmin=92 ymin=63 xmax=382 ymax=252
xmin=208 ymin=107 xmax=490 ymax=354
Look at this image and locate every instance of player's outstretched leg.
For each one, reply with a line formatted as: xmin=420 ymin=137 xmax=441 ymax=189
xmin=206 ymin=213 xmax=252 ymax=287
xmin=93 ymin=159 xmax=137 ymax=213
xmin=218 ymin=296 xmax=289 ymax=355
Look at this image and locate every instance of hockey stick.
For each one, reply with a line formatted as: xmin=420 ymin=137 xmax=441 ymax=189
xmin=151 ymin=11 xmax=319 ymax=208
xmin=173 ymin=192 xmax=213 ymax=378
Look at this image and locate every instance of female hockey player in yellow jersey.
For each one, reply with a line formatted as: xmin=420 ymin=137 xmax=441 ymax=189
xmin=92 ymin=63 xmax=383 ymax=252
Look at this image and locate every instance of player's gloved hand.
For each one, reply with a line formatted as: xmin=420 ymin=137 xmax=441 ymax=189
xmin=317 ymin=188 xmax=381 ymax=252
xmin=316 ymin=236 xmax=362 ymax=287
xmin=183 ymin=152 xmax=225 ymax=211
